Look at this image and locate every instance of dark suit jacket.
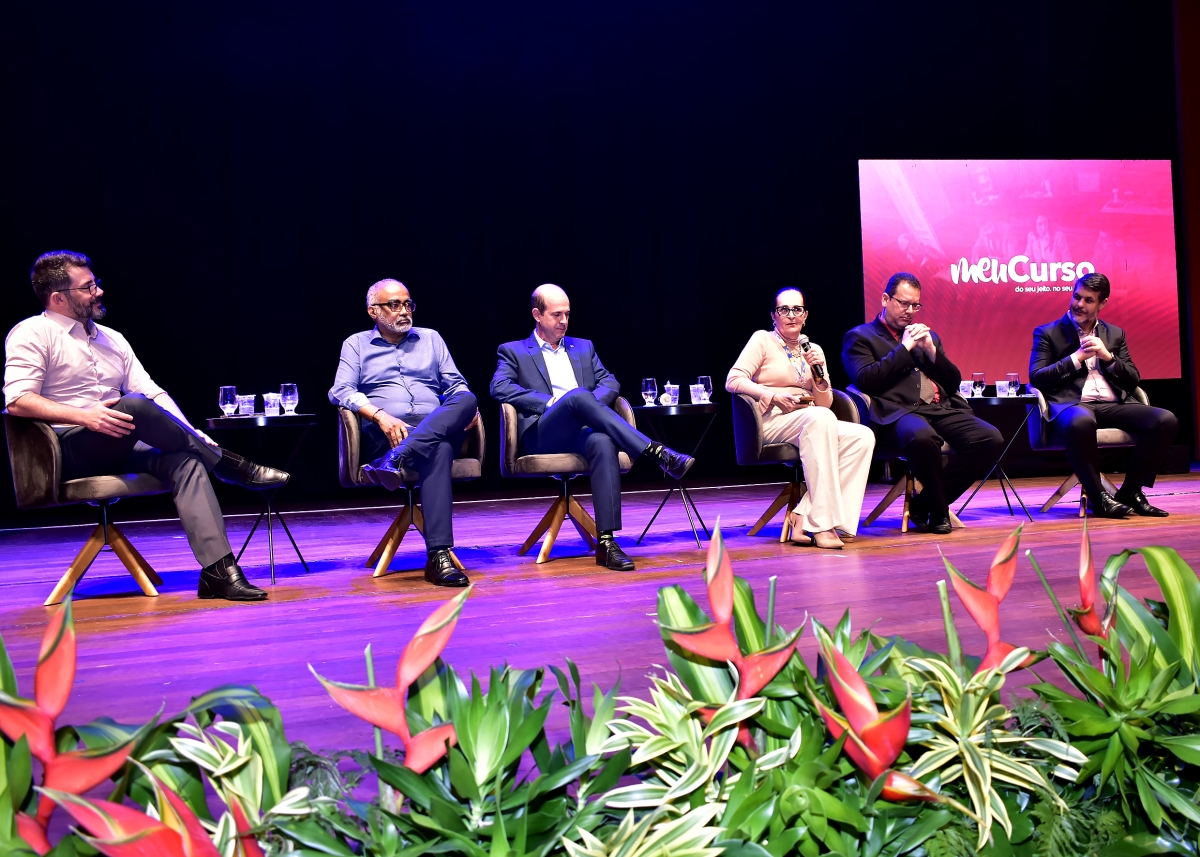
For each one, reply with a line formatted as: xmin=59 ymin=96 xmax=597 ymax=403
xmin=841 ymin=317 xmax=971 ymax=426
xmin=490 ymin=334 xmax=621 ymax=447
xmin=1029 ymin=314 xmax=1140 ymax=421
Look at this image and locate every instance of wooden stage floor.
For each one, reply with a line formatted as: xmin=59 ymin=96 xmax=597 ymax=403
xmin=1 ymin=472 xmax=1198 ymax=755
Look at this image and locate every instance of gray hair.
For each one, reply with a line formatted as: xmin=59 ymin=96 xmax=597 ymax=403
xmin=366 ymin=278 xmax=404 ymax=307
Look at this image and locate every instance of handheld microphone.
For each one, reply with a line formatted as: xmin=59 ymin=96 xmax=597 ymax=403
xmin=797 ymin=335 xmax=826 ymax=382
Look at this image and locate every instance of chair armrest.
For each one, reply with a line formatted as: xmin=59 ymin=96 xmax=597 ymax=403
xmin=499 ymin=403 xmax=519 ymax=477
xmin=4 ymin=414 xmax=62 ymax=508
xmin=461 ymin=413 xmax=486 ymax=470
xmin=731 ymin=393 xmax=764 ymax=465
xmin=614 ymin=397 xmax=636 ymax=430
xmin=845 ymin=385 xmax=871 ymax=426
xmin=1026 ymin=387 xmax=1050 ymax=450
xmin=1132 ymin=386 xmax=1149 ymax=406
xmin=829 ymin=388 xmax=858 ymax=424
xmin=336 ymin=407 xmax=364 ymax=488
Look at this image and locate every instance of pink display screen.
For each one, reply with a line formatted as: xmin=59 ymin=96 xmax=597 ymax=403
xmin=858 ymin=160 xmax=1180 ymax=380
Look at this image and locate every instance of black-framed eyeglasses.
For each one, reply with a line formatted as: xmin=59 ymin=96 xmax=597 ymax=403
xmin=57 ymin=279 xmax=102 ymax=295
xmin=773 ymin=305 xmax=807 ymax=317
xmin=888 ymin=297 xmax=922 ymax=312
xmin=372 ymin=299 xmax=415 ymax=313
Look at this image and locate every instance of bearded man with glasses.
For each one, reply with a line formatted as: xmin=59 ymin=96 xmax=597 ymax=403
xmin=328 ymin=278 xmax=478 ymax=587
xmin=4 ymin=250 xmax=289 ymax=601
xmin=841 ymin=272 xmax=1002 ymax=534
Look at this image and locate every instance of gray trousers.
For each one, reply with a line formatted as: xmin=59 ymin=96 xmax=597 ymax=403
xmin=56 ymin=394 xmax=232 ymax=567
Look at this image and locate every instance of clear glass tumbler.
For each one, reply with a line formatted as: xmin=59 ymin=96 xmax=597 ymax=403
xmin=237 ymin=394 xmax=256 ymax=415
xmin=263 ymin=393 xmax=282 ymax=416
xmin=1005 ymin=373 xmax=1020 ymax=396
xmin=280 ymin=383 xmax=299 ymax=415
xmin=971 ymin=373 xmax=985 ymax=397
xmin=219 ymin=386 xmax=238 ymax=416
xmin=697 ymin=375 xmax=713 ymax=403
xmin=641 ymin=378 xmax=657 ymax=406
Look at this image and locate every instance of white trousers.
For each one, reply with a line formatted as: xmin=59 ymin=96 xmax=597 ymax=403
xmin=762 ymin=406 xmax=875 ymax=535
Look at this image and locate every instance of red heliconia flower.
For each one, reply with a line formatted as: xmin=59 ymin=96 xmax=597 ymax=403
xmin=42 ymin=777 xmax=222 ymax=857
xmin=945 ymin=525 xmax=1037 ymax=673
xmin=311 ymin=586 xmax=470 ymax=773
xmin=812 ymin=633 xmax=944 ymax=804
xmin=1068 ymin=519 xmax=1107 ymax=638
xmin=663 ymin=525 xmax=802 ymax=707
xmin=0 ymin=598 xmax=137 ymax=850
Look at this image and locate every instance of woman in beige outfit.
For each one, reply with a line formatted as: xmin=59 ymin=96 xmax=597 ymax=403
xmin=726 ymin=288 xmax=875 ymax=549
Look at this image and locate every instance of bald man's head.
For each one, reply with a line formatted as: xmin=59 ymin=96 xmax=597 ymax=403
xmin=531 ymin=283 xmax=568 ymax=313
xmin=531 ymin=283 xmax=570 ymax=346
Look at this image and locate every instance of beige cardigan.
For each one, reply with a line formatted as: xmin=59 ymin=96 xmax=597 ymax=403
xmin=726 ymin=329 xmax=834 ymax=416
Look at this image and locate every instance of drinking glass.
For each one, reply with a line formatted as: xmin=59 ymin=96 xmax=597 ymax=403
xmin=971 ymin=373 xmax=986 ymax=397
xmin=280 ymin=383 xmax=299 ymax=415
xmin=219 ymin=386 xmax=238 ymax=416
xmin=1005 ymin=373 xmax=1020 ymax=396
xmin=263 ymin=393 xmax=282 ymax=416
xmin=662 ymin=382 xmax=680 ymax=406
xmin=641 ymin=378 xmax=657 ymax=406
xmin=995 ymin=381 xmax=1009 ymax=397
xmin=689 ymin=383 xmax=706 ymax=404
xmin=237 ymin=394 xmax=256 ymax=415
xmin=958 ymin=381 xmax=973 ymax=398
xmin=697 ymin=375 xmax=713 ymax=403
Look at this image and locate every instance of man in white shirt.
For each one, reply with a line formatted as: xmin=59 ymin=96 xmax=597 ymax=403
xmin=1029 ymin=273 xmax=1178 ymax=518
xmin=490 ymin=284 xmax=694 ymax=570
xmin=4 ymin=250 xmax=290 ymax=600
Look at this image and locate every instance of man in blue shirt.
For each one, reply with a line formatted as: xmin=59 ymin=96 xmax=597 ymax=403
xmin=329 ymin=279 xmax=477 ymax=586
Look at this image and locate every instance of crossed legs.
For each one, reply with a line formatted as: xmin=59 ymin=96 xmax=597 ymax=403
xmin=1052 ymin=402 xmax=1178 ymax=503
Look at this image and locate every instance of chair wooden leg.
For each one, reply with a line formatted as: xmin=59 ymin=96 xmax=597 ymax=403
xmin=748 ymin=484 xmax=795 ymax=536
xmin=1039 ymin=474 xmax=1080 ymax=514
xmin=1100 ymin=474 xmax=1119 ymax=495
xmin=778 ymin=481 xmax=807 ymax=543
xmin=520 ymin=497 xmax=567 ymax=556
xmin=108 ymin=524 xmax=161 ymax=597
xmin=949 ymin=511 xmax=966 ymax=529
xmin=366 ymin=504 xmax=407 ymax=567
xmin=566 ymin=497 xmax=598 ymax=548
xmin=535 ymin=498 xmax=569 ymax=564
xmin=865 ymin=477 xmax=908 ymax=527
xmin=1079 ymin=488 xmax=1088 ymax=518
xmin=901 ymin=475 xmax=915 ymax=533
xmin=372 ymin=506 xmax=413 ymax=578
xmin=45 ymin=525 xmax=106 ymax=606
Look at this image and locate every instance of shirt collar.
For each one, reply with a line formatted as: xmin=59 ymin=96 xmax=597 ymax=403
xmin=372 ymin=325 xmax=418 ymax=345
xmin=45 ymin=309 xmax=97 ymax=339
xmin=533 ymin=330 xmax=564 ymax=352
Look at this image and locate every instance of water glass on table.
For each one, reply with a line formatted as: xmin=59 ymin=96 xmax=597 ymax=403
xmin=263 ymin=393 xmax=282 ymax=416
xmin=641 ymin=378 xmax=657 ymax=406
xmin=958 ymin=380 xmax=973 ymax=398
xmin=1005 ymin=373 xmax=1021 ymax=396
xmin=236 ymin=394 xmax=257 ymax=415
xmin=219 ymin=386 xmax=238 ymax=416
xmin=689 ymin=383 xmax=706 ymax=404
xmin=971 ymin=373 xmax=985 ymax=397
xmin=695 ymin=375 xmax=713 ymax=404
xmin=660 ymin=382 xmax=680 ymax=406
xmin=280 ymin=384 xmax=299 ymax=415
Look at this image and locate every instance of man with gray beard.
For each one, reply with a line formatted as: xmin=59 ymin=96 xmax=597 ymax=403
xmin=329 ymin=279 xmax=477 ymax=587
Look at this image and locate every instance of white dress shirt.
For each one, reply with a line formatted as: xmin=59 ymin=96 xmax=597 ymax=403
xmin=533 ymin=330 xmax=579 ymax=400
xmin=1069 ymin=321 xmax=1117 ymax=403
xmin=3 ymin=310 xmax=164 ymax=422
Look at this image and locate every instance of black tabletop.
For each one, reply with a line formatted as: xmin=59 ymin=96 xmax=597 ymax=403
xmin=965 ymin=395 xmax=1039 ymax=406
xmin=634 ymin=402 xmax=719 ymax=416
xmin=206 ymin=414 xmax=319 ymax=429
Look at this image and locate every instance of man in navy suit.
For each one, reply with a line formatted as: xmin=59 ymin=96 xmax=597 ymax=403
xmin=1029 ymin=272 xmax=1177 ymax=518
xmin=842 ymin=273 xmax=1002 ymax=534
xmin=490 ymin=284 xmax=694 ymax=570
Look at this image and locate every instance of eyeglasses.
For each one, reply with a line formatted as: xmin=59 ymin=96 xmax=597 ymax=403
xmin=57 ymin=279 xmax=102 ymax=295
xmin=773 ymin=305 xmax=807 ymax=317
xmin=372 ymin=299 xmax=415 ymax=313
xmin=888 ymin=297 xmax=922 ymax=312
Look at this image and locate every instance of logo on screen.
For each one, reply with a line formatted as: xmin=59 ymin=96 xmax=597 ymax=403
xmin=950 ymin=256 xmax=1095 ymax=285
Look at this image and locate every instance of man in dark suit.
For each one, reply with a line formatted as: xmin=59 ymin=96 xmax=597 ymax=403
xmin=842 ymin=273 xmax=1002 ymax=534
xmin=490 ymin=284 xmax=694 ymax=570
xmin=1029 ymin=272 xmax=1177 ymax=518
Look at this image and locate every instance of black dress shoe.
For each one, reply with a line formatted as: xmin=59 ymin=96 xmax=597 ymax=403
xmin=198 ymin=555 xmax=268 ymax=601
xmin=648 ymin=444 xmax=695 ymax=480
xmin=425 ymin=550 xmax=469 ymax=587
xmin=925 ymin=515 xmax=952 ymax=535
xmin=362 ymin=446 xmax=411 ymax=492
xmin=213 ymin=450 xmax=290 ymax=491
xmin=1114 ymin=488 xmax=1169 ymax=517
xmin=907 ymin=492 xmax=930 ymax=530
xmin=1088 ymin=491 xmax=1132 ymax=519
xmin=597 ymin=536 xmax=636 ymax=571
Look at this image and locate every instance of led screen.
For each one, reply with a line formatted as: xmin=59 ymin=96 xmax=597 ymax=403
xmin=858 ymin=159 xmax=1180 ymax=381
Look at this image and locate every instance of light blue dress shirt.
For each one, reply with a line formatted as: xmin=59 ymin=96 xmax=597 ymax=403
xmin=329 ymin=326 xmax=468 ymax=423
xmin=534 ymin=330 xmax=580 ymax=400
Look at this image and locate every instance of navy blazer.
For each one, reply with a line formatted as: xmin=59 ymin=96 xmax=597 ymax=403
xmin=841 ymin=317 xmax=971 ymax=426
xmin=490 ymin=334 xmax=621 ymax=446
xmin=1029 ymin=314 xmax=1140 ymax=421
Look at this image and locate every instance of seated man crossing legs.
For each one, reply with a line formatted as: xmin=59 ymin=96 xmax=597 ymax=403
xmin=328 ymin=278 xmax=477 ymax=587
xmin=489 ymin=284 xmax=693 ymax=571
xmin=3 ymin=250 xmax=288 ymax=601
